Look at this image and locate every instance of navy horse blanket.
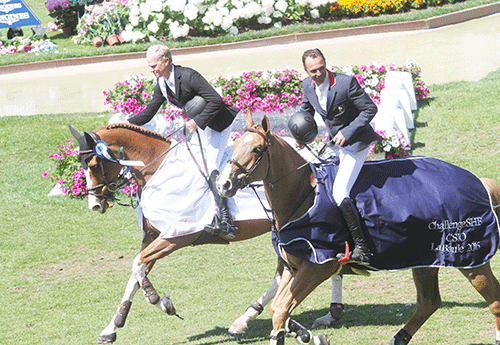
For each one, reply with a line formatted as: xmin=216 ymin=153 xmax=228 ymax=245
xmin=277 ymin=156 xmax=499 ymax=270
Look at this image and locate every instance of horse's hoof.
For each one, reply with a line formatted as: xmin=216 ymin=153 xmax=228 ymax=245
xmin=312 ymin=333 xmax=330 ymax=345
xmin=97 ymin=333 xmax=117 ymax=344
xmin=141 ymin=277 xmax=160 ymax=304
xmin=311 ymin=313 xmax=334 ymax=329
xmin=114 ymin=300 xmax=132 ymax=328
xmin=228 ymin=321 xmax=248 ymax=334
xmin=329 ymin=303 xmax=344 ymax=322
xmin=159 ymin=293 xmax=176 ymax=315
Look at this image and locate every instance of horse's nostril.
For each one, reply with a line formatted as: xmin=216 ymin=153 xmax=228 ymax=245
xmin=223 ymin=180 xmax=232 ymax=191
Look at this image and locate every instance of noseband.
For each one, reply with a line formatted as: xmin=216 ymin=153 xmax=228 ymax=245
xmin=227 ymin=127 xmax=271 ymax=188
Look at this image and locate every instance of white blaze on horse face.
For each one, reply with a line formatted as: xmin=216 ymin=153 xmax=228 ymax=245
xmin=85 ymin=168 xmax=100 ymax=211
xmin=218 ymin=164 xmax=232 ymax=194
xmin=217 ymin=134 xmax=253 ymax=194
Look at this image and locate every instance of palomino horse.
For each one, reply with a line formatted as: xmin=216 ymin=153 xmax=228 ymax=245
xmin=69 ymin=123 xmax=339 ymax=343
xmin=217 ymin=113 xmax=500 ymax=345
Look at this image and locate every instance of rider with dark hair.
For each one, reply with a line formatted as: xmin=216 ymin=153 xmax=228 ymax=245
xmin=297 ymin=48 xmax=382 ymax=265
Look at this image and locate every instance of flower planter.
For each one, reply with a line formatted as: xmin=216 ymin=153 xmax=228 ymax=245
xmin=106 ymin=34 xmax=119 ymax=46
xmin=92 ymin=36 xmax=103 ymax=47
xmin=117 ymin=32 xmax=126 ymax=44
xmin=62 ymin=26 xmax=74 ymax=36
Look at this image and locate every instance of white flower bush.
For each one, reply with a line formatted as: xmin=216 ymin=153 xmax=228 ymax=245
xmin=109 ymin=0 xmax=334 ymax=43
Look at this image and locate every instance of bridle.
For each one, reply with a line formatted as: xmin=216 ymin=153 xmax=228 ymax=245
xmin=78 ymin=130 xmax=140 ymax=207
xmin=227 ymin=126 xmax=318 ymax=231
xmin=81 ymin=126 xmax=193 ymax=208
xmin=227 ymin=127 xmax=271 ymax=189
xmin=80 ymin=148 xmax=139 ymax=207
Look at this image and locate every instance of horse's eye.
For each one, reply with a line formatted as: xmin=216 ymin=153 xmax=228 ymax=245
xmin=89 ymin=164 xmax=99 ymax=171
xmin=252 ymin=147 xmax=262 ymax=154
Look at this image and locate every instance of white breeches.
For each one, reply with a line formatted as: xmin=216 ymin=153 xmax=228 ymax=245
xmin=193 ymin=123 xmax=234 ymax=174
xmin=331 ymin=145 xmax=370 ymax=205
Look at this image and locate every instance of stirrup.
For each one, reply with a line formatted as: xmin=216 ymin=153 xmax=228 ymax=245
xmin=204 ymin=218 xmax=236 ymax=240
xmin=336 ymin=241 xmax=371 ymax=266
xmin=349 ymin=246 xmax=372 ymax=266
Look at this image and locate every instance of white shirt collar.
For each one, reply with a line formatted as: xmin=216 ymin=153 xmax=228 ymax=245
xmin=317 ymin=70 xmax=329 ymax=93
xmin=165 ymin=65 xmax=176 ymax=94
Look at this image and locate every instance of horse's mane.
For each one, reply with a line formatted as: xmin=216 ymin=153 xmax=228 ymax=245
xmin=248 ymin=123 xmax=308 ymax=165
xmin=270 ymin=129 xmax=308 ymax=163
xmin=100 ymin=123 xmax=171 ymax=143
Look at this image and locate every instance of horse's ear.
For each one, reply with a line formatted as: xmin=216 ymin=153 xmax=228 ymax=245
xmin=261 ymin=115 xmax=270 ymax=135
xmin=245 ymin=108 xmax=254 ymax=128
xmin=84 ymin=131 xmax=96 ymax=149
xmin=68 ymin=125 xmax=86 ymax=149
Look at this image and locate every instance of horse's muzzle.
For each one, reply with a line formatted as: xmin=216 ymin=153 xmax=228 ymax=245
xmin=92 ymin=198 xmax=114 ymax=214
xmin=217 ymin=168 xmax=240 ymax=198
xmin=219 ymin=179 xmax=237 ymax=198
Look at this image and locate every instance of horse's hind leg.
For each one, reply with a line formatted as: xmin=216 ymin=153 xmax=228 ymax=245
xmin=311 ymin=275 xmax=344 ymax=329
xmin=390 ymin=267 xmax=441 ymax=345
xmin=460 ymin=262 xmax=500 ymax=344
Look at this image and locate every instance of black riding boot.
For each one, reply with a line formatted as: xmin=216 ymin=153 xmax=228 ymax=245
xmin=204 ymin=170 xmax=237 ymax=239
xmin=338 ymin=197 xmax=371 ymax=265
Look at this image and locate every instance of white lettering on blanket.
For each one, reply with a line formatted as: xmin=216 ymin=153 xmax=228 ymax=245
xmin=428 ymin=217 xmax=483 ymax=254
xmin=430 ymin=241 xmax=481 ymax=254
xmin=428 ymin=217 xmax=483 ymax=231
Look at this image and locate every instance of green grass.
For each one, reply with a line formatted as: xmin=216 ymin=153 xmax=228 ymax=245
xmin=1 ymin=0 xmax=498 ymax=66
xmin=1 ymin=68 xmax=500 ymax=344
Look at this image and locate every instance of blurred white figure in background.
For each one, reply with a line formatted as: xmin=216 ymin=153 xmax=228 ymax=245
xmin=372 ymin=71 xmax=417 ymax=143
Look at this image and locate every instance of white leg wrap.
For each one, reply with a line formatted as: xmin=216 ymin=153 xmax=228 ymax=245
xmin=258 ymin=272 xmax=281 ymax=306
xmin=330 ymin=275 xmax=343 ymax=304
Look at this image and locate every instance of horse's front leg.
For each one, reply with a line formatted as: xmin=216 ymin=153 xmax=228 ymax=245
xmin=229 ymin=259 xmax=283 ymax=334
xmin=269 ymin=252 xmax=334 ymax=345
xmin=98 ymin=221 xmax=160 ymax=344
xmin=132 ymin=233 xmax=199 ymax=312
xmin=390 ymin=267 xmax=441 ymax=345
xmin=98 ymin=274 xmax=141 ymax=344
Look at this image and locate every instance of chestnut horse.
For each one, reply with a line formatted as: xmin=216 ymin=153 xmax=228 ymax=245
xmin=217 ymin=113 xmax=500 ymax=345
xmin=69 ymin=123 xmax=283 ymax=343
xmin=70 ymin=123 xmax=346 ymax=344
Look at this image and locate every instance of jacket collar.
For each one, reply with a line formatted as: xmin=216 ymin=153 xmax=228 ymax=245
xmin=328 ymin=70 xmax=336 ymax=87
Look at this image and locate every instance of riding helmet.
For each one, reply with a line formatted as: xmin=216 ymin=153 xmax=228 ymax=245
xmin=288 ymin=111 xmax=318 ymax=144
xmin=182 ymin=95 xmax=207 ymax=119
